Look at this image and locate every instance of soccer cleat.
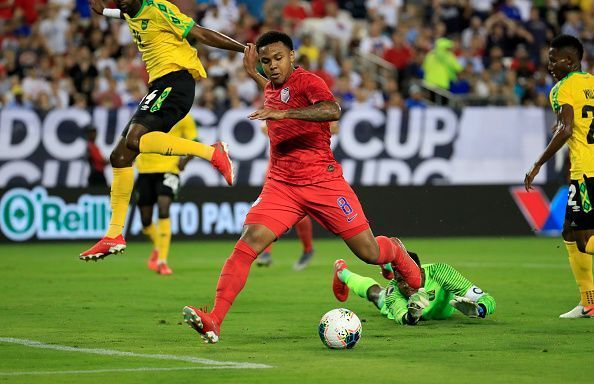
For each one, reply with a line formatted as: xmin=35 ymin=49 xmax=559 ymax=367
xmin=449 ymin=296 xmax=480 ymax=318
xmin=332 ymin=259 xmax=349 ymax=302
xmin=293 ymin=249 xmax=314 ymax=271
xmin=79 ymin=235 xmax=126 ymax=261
xmin=380 ymin=264 xmax=394 ymax=280
xmin=148 ymin=249 xmax=159 ymax=271
xmin=559 ymin=304 xmax=594 ymax=318
xmin=255 ymin=252 xmax=272 ymax=267
xmin=389 ymin=237 xmax=422 ymax=289
xmin=210 ymin=142 xmax=234 ymax=186
xmin=183 ymin=306 xmax=220 ymax=344
xmin=156 ymin=262 xmax=172 ymax=275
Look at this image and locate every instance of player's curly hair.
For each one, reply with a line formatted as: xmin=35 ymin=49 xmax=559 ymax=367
xmin=256 ymin=31 xmax=294 ymax=51
xmin=407 ymin=251 xmax=421 ymax=267
xmin=551 ymin=34 xmax=584 ymax=61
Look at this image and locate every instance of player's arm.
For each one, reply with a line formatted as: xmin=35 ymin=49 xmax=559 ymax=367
xmin=524 ymin=104 xmax=573 ymax=191
xmin=249 ymin=100 xmax=341 ymax=122
xmin=187 ymin=25 xmax=245 ymax=53
xmin=243 ymin=43 xmax=268 ymax=91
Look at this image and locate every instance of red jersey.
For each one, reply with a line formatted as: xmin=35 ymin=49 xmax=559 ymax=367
xmin=264 ymin=67 xmax=341 ymax=185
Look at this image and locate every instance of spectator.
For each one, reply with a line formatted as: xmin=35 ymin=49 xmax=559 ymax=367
xmin=359 ymin=19 xmax=392 ymax=56
xmin=422 ymin=37 xmax=462 ymax=90
xmin=297 ymin=34 xmax=319 ymax=66
xmin=365 ymin=0 xmax=402 ymax=30
xmin=85 ymin=125 xmax=108 ymax=188
xmin=383 ymin=31 xmax=414 ymax=71
xmin=405 ymin=84 xmax=427 ymax=108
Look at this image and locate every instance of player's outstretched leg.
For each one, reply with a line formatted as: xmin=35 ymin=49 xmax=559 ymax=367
xmin=139 ymin=132 xmax=234 ymax=186
xmin=80 ymin=138 xmax=136 ymax=261
xmin=344 ymin=230 xmax=422 ymax=290
xmin=294 ymin=216 xmax=314 ymax=271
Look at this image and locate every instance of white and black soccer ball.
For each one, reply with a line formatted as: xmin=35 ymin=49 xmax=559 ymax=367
xmin=318 ymin=308 xmax=362 ymax=349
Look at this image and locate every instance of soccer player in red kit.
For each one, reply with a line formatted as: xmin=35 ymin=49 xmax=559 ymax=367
xmin=183 ymin=31 xmax=421 ymax=344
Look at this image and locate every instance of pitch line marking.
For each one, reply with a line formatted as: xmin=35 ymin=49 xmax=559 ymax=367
xmin=0 ymin=366 xmax=260 ymax=376
xmin=0 ymin=337 xmax=272 ymax=370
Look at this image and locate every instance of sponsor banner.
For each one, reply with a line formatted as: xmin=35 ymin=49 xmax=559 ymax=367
xmin=0 ymin=107 xmax=555 ymax=187
xmin=0 ymin=185 xmax=553 ymax=242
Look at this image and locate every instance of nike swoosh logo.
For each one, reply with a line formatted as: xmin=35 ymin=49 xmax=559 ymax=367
xmin=581 ymin=308 xmax=594 ymax=316
xmin=347 ymin=214 xmax=358 ymax=222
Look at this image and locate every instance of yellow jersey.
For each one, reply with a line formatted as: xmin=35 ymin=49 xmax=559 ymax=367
xmin=124 ymin=0 xmax=207 ymax=83
xmin=136 ymin=114 xmax=198 ymax=174
xmin=550 ymin=71 xmax=594 ymax=179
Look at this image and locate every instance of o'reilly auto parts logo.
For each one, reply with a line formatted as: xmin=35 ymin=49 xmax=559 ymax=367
xmin=0 ymin=187 xmax=109 ymax=241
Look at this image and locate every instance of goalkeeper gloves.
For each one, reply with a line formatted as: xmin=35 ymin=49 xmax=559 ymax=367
xmin=404 ymin=288 xmax=431 ymax=324
xmin=449 ymin=296 xmax=481 ymax=318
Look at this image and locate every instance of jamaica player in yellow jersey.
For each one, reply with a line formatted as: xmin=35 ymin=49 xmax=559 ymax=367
xmin=81 ymin=0 xmax=246 ymax=261
xmin=135 ymin=114 xmax=197 ymax=275
xmin=525 ymin=35 xmax=594 ymax=318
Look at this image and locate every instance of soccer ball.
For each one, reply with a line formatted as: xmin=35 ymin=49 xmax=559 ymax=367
xmin=318 ymin=308 xmax=362 ymax=349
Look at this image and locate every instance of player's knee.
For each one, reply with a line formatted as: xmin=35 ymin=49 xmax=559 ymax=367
xmin=110 ymin=149 xmax=129 ymax=168
xmin=157 ymin=208 xmax=170 ymax=219
xmin=240 ymin=225 xmax=274 ymax=253
xmin=125 ymin=135 xmax=141 ymax=152
xmin=576 ymin=237 xmax=588 ymax=253
xmin=140 ymin=216 xmax=152 ymax=228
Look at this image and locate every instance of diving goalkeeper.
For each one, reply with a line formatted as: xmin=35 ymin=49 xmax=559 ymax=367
xmin=332 ymin=253 xmax=496 ymax=325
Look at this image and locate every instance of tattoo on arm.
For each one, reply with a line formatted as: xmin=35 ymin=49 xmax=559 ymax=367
xmin=284 ymin=101 xmax=341 ymax=122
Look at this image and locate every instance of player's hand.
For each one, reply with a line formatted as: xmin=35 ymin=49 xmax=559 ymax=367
xmin=407 ymin=288 xmax=430 ymax=320
xmin=89 ymin=0 xmax=106 ymax=15
xmin=243 ymin=43 xmax=258 ymax=73
xmin=449 ymin=296 xmax=480 ymax=318
xmin=524 ymin=163 xmax=541 ymax=191
xmin=248 ymin=108 xmax=286 ymax=121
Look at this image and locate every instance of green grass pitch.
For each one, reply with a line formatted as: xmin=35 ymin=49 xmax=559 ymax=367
xmin=1 ymin=237 xmax=593 ymax=384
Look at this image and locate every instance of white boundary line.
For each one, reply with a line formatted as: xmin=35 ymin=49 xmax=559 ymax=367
xmin=0 ymin=366 xmax=259 ymax=376
xmin=0 ymin=337 xmax=272 ymax=371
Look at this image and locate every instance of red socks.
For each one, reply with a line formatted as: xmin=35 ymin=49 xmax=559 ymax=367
xmin=296 ymin=216 xmax=313 ymax=253
xmin=375 ymin=236 xmax=421 ymax=289
xmin=211 ymin=240 xmax=258 ymax=325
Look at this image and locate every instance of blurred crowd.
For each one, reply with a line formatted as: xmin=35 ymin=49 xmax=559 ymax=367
xmin=1 ymin=0 xmax=594 ymax=113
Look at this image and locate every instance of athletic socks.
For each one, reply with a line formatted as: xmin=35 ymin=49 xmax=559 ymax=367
xmin=157 ymin=218 xmax=171 ymax=262
xmin=211 ymin=240 xmax=258 ymax=325
xmin=142 ymin=223 xmax=157 ymax=248
xmin=139 ymin=131 xmax=214 ymax=160
xmin=340 ymin=268 xmax=379 ymax=301
xmin=105 ymin=167 xmax=134 ymax=238
xmin=296 ymin=216 xmax=313 ymax=253
xmin=375 ymin=236 xmax=422 ymax=289
xmin=565 ymin=241 xmax=594 ymax=306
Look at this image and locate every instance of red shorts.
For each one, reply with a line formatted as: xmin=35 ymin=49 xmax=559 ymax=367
xmin=244 ymin=177 xmax=369 ymax=240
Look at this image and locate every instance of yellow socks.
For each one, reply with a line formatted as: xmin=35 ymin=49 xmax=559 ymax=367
xmin=142 ymin=223 xmax=157 ymax=249
xmin=139 ymin=131 xmax=214 ymax=161
xmin=157 ymin=218 xmax=171 ymax=263
xmin=565 ymin=241 xmax=594 ymax=306
xmin=106 ymin=167 xmax=134 ymax=238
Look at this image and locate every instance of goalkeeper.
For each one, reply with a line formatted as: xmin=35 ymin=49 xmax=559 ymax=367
xmin=332 ymin=252 xmax=496 ymax=325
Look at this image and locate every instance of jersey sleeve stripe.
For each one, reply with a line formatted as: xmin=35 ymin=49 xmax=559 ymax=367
xmin=182 ymin=20 xmax=195 ymax=39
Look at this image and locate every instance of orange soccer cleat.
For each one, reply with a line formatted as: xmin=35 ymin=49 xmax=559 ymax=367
xmin=156 ymin=262 xmax=173 ymax=275
xmin=183 ymin=306 xmax=220 ymax=344
xmin=210 ymin=142 xmax=234 ymax=186
xmin=148 ymin=249 xmax=159 ymax=271
xmin=79 ymin=235 xmax=126 ymax=261
xmin=332 ymin=259 xmax=349 ymax=302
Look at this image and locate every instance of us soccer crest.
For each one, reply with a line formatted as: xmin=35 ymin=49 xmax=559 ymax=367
xmin=141 ymin=19 xmax=149 ymax=30
xmin=280 ymin=87 xmax=290 ymax=103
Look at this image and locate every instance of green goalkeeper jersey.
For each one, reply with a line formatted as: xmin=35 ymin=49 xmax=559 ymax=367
xmin=380 ymin=263 xmax=495 ymax=324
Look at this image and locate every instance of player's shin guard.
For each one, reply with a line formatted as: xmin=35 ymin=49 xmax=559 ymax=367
xmin=157 ymin=218 xmax=171 ymax=262
xmin=106 ymin=167 xmax=134 ymax=238
xmin=139 ymin=131 xmax=214 ymax=161
xmin=375 ymin=236 xmax=421 ymax=289
xmin=566 ymin=241 xmax=594 ymax=306
xmin=296 ymin=216 xmax=313 ymax=253
xmin=211 ymin=240 xmax=258 ymax=325
xmin=142 ymin=223 xmax=157 ymax=247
